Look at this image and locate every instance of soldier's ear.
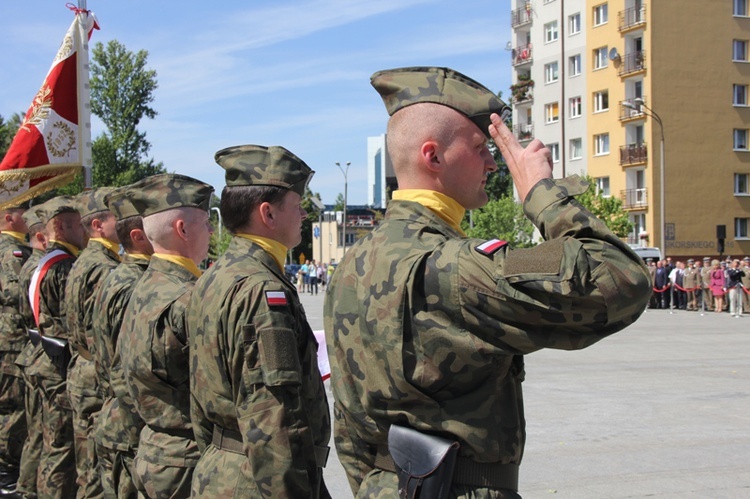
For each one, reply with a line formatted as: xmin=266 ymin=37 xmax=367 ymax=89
xmin=420 ymin=140 xmax=442 ymax=173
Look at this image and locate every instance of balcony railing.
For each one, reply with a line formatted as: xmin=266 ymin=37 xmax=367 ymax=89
xmin=619 ymin=96 xmax=647 ymax=120
xmin=513 ymin=122 xmax=534 ymax=142
xmin=620 ymin=142 xmax=648 ymax=166
xmin=621 ymin=188 xmax=648 ymax=209
xmin=513 ymin=44 xmax=533 ymax=66
xmin=513 ymin=88 xmax=533 ymax=105
xmin=618 ymin=50 xmax=646 ymax=76
xmin=511 ymin=4 xmax=533 ymax=28
xmin=618 ymin=4 xmax=647 ymax=31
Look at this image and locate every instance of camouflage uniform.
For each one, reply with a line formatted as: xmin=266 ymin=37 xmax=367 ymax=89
xmin=14 ymin=246 xmax=43 ymax=499
xmin=0 ymin=230 xmax=31 ymax=491
xmin=92 ymin=254 xmax=148 ymax=499
xmin=119 ymin=174 xmax=213 ymax=498
xmin=325 ymin=67 xmax=652 ymax=498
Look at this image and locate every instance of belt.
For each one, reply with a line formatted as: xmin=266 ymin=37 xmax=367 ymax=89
xmin=76 ymin=344 xmax=92 ymax=361
xmin=374 ymin=445 xmax=519 ymax=491
xmin=211 ymin=425 xmax=330 ymax=466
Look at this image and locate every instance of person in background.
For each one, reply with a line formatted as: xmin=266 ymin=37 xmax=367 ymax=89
xmin=726 ymin=259 xmax=745 ymax=317
xmin=710 ymin=259 xmax=726 ymax=313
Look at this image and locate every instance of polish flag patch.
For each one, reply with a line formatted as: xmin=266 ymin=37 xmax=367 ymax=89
xmin=475 ymin=239 xmax=508 ymax=256
xmin=265 ymin=291 xmax=288 ymax=306
xmin=13 ymin=250 xmax=24 ymax=258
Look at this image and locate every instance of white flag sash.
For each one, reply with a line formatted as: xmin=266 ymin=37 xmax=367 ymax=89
xmin=29 ymin=249 xmax=73 ymax=327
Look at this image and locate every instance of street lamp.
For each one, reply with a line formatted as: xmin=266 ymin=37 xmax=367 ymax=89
xmin=335 ymin=162 xmax=350 ymax=259
xmin=623 ymin=97 xmax=665 ymax=254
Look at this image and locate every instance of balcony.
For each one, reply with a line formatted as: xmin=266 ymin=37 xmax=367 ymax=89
xmin=513 ymin=122 xmax=534 ymax=142
xmin=620 ymin=142 xmax=648 ymax=166
xmin=619 ymin=96 xmax=647 ymax=121
xmin=618 ymin=50 xmax=646 ymax=76
xmin=511 ymin=4 xmax=533 ymax=28
xmin=513 ymin=44 xmax=533 ymax=66
xmin=510 ymin=79 xmax=534 ymax=105
xmin=621 ymin=188 xmax=648 ymax=210
xmin=618 ymin=4 xmax=647 ymax=32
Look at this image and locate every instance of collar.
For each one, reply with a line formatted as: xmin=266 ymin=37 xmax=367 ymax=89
xmin=50 ymin=239 xmax=81 ymax=257
xmin=152 ymin=253 xmax=202 ymax=278
xmin=392 ymin=189 xmax=466 ymax=236
xmin=235 ymin=233 xmax=287 ymax=272
xmin=89 ymin=238 xmax=122 ymax=262
xmin=128 ymin=253 xmax=152 ymax=262
xmin=1 ymin=231 xmax=27 ymax=243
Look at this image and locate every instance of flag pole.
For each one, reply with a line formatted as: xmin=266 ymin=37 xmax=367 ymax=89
xmin=78 ymin=0 xmax=93 ymax=189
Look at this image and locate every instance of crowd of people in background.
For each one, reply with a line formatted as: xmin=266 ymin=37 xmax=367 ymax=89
xmin=647 ymin=255 xmax=749 ymax=316
xmin=295 ymin=259 xmax=329 ymax=294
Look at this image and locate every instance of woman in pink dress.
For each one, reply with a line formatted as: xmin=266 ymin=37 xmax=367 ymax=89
xmin=709 ymin=259 xmax=726 ymax=312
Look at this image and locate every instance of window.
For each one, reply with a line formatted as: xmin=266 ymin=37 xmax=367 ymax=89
xmin=570 ymin=138 xmax=582 ymax=160
xmin=596 ymin=177 xmax=610 ymax=197
xmin=734 ymin=129 xmax=749 ymax=150
xmin=735 ymin=173 xmax=750 ymax=194
xmin=593 ymin=3 xmax=608 ymax=26
xmin=734 ymin=84 xmax=748 ymax=106
xmin=594 ymin=46 xmax=608 ymax=70
xmin=569 ymin=13 xmax=581 ymax=34
xmin=593 ymin=90 xmax=609 ymax=112
xmin=569 ymin=54 xmax=581 ymax=76
xmin=734 ymin=40 xmax=748 ymax=61
xmin=570 ymin=96 xmax=582 ymax=118
xmin=735 ymin=0 xmax=748 ymax=16
xmin=594 ymin=133 xmax=610 ymax=155
xmin=544 ymin=62 xmax=559 ymax=83
xmin=549 ymin=143 xmax=560 ymax=163
xmin=736 ymin=218 xmax=749 ymax=238
xmin=545 ymin=102 xmax=560 ymax=123
xmin=545 ymin=21 xmax=559 ymax=43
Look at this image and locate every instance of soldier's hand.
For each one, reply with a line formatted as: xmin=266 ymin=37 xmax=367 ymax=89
xmin=488 ymin=113 xmax=553 ymax=202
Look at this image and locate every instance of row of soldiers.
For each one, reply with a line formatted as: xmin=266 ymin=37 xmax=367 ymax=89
xmin=0 ymin=143 xmax=331 ymax=498
xmin=647 ymin=257 xmax=750 ymax=311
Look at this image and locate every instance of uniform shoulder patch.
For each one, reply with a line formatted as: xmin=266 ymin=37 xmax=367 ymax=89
xmin=13 ymin=250 xmax=24 ymax=258
xmin=265 ymin=290 xmax=288 ymax=306
xmin=475 ymin=239 xmax=508 ymax=256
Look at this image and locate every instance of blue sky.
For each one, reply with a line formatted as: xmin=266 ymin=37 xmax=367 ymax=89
xmin=1 ymin=0 xmax=512 ymax=205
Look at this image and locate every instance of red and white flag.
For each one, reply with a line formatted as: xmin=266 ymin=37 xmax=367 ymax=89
xmin=0 ymin=7 xmax=99 ymax=209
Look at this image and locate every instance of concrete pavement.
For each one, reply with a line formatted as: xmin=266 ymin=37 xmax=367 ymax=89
xmin=300 ymin=288 xmax=750 ymax=498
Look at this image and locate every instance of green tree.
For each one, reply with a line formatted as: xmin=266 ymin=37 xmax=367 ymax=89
xmin=333 ymin=193 xmax=344 ymax=211
xmin=575 ymin=175 xmax=633 ymax=238
xmin=0 ymin=112 xmax=23 ymax=159
xmin=292 ymin=187 xmax=323 ymax=265
xmin=462 ymin=196 xmax=535 ymax=248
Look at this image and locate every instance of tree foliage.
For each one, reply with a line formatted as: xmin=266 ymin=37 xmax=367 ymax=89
xmin=462 ymin=196 xmax=535 ymax=248
xmin=574 ymin=176 xmax=633 ymax=238
xmin=293 ymin=187 xmax=322 ymax=264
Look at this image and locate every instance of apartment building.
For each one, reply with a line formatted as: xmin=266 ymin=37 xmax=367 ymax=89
xmin=511 ymin=0 xmax=750 ymax=259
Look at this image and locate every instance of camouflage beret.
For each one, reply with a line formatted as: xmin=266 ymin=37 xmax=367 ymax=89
xmin=103 ymin=186 xmax=140 ymax=221
xmin=370 ymin=66 xmax=510 ymax=137
xmin=214 ymin=145 xmax=314 ymax=198
xmin=34 ymin=196 xmax=79 ymax=225
xmin=77 ymin=187 xmax=116 ymax=219
xmin=22 ymin=207 xmax=43 ymax=228
xmin=126 ymin=174 xmax=214 ymax=217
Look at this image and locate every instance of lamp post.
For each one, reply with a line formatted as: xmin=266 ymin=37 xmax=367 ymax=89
xmin=335 ymin=162 xmax=351 ymax=260
xmin=623 ymin=98 xmax=665 ymax=254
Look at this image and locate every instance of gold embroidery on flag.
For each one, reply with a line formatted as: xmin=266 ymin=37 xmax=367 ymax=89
xmin=46 ymin=122 xmax=76 ymax=158
xmin=54 ymin=34 xmax=74 ymax=64
xmin=21 ymin=85 xmax=52 ymax=132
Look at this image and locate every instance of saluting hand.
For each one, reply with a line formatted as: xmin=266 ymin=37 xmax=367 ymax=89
xmin=488 ymin=113 xmax=553 ymax=202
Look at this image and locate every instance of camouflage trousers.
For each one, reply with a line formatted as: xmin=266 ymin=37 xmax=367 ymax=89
xmin=0 ymin=350 xmax=26 ymax=470
xmin=37 ymin=363 xmax=78 ymax=499
xmin=67 ymin=355 xmax=103 ymax=499
xmin=355 ymin=468 xmax=522 ymax=499
xmin=96 ymin=443 xmax=138 ymax=499
xmin=17 ymin=364 xmax=43 ymax=498
xmin=132 ymin=456 xmax=193 ymax=499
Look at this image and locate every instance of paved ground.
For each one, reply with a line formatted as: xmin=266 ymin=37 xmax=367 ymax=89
xmin=300 ymin=288 xmax=750 ymax=499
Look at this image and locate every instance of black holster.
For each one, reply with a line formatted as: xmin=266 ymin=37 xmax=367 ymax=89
xmin=28 ymin=329 xmax=41 ymax=347
xmin=388 ymin=424 xmax=460 ymax=499
xmin=41 ymin=336 xmax=70 ymax=376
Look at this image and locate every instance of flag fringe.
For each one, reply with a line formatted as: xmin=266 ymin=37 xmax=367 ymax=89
xmin=0 ymin=166 xmax=82 ymax=210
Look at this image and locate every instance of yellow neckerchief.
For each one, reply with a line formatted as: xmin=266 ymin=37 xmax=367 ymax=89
xmin=50 ymin=239 xmax=81 ymax=257
xmin=392 ymin=189 xmax=466 ymax=236
xmin=152 ymin=253 xmax=202 ymax=278
xmin=90 ymin=238 xmax=122 ymax=262
xmin=2 ymin=231 xmax=27 ymax=243
xmin=235 ymin=233 xmax=287 ymax=272
xmin=128 ymin=253 xmax=152 ymax=262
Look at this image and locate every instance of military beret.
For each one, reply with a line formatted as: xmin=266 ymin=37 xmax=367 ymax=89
xmin=103 ymin=186 xmax=140 ymax=221
xmin=687 ymin=258 xmax=694 ymax=263
xmin=22 ymin=207 xmax=43 ymax=229
xmin=34 ymin=196 xmax=79 ymax=225
xmin=2 ymin=200 xmax=30 ymax=211
xmin=215 ymin=145 xmax=314 ymax=198
xmin=77 ymin=187 xmax=116 ymax=219
xmin=370 ymin=66 xmax=510 ymax=138
xmin=126 ymin=174 xmax=214 ymax=217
